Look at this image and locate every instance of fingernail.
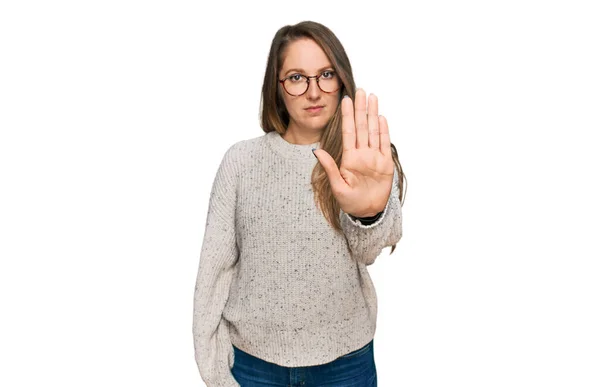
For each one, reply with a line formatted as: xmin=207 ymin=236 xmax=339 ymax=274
xmin=312 ymin=148 xmax=317 ymax=158
xmin=343 ymin=95 xmax=350 ymax=99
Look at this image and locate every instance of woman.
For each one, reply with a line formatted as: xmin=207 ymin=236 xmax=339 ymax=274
xmin=193 ymin=20 xmax=405 ymax=387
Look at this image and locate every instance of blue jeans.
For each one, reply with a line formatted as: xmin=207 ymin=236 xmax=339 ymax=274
xmin=231 ymin=339 xmax=377 ymax=387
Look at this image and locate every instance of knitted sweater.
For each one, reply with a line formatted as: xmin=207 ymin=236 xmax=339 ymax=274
xmin=193 ymin=130 xmax=403 ymax=387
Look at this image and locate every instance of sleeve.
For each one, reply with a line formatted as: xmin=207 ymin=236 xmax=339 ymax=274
xmin=192 ymin=145 xmax=241 ymax=387
xmin=339 ymin=166 xmax=403 ymax=266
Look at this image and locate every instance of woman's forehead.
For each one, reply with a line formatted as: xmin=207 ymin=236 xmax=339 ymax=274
xmin=281 ymin=39 xmax=331 ymax=73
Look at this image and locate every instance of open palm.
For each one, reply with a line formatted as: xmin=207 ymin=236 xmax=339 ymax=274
xmin=313 ymin=88 xmax=395 ymax=218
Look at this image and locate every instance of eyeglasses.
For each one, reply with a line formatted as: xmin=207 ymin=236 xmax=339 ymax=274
xmin=279 ymin=70 xmax=342 ymax=96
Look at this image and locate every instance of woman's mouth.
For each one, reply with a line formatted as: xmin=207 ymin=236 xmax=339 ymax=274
xmin=305 ymin=106 xmax=324 ymax=113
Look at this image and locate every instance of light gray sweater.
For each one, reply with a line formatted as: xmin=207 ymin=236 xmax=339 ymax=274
xmin=193 ymin=130 xmax=403 ymax=386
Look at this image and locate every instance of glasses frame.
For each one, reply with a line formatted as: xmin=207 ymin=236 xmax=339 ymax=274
xmin=278 ymin=70 xmax=342 ymax=96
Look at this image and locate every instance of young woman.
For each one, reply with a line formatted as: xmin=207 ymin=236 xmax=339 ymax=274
xmin=193 ymin=20 xmax=405 ymax=387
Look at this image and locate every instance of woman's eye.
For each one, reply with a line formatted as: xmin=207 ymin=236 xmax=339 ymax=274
xmin=322 ymin=71 xmax=335 ymax=79
xmin=290 ymin=74 xmax=303 ymax=82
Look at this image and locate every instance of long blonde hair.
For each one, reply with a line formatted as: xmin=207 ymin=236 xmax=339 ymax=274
xmin=260 ymin=21 xmax=406 ymax=254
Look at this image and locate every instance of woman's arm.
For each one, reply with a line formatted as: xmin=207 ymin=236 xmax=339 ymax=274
xmin=340 ymin=166 xmax=403 ymax=266
xmin=192 ymin=145 xmax=241 ymax=387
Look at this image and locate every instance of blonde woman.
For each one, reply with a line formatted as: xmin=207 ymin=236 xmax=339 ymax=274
xmin=193 ymin=20 xmax=405 ymax=387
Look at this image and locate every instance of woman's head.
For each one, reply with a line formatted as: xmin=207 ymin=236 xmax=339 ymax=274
xmin=278 ymin=38 xmax=341 ymax=136
xmin=260 ymin=21 xmax=356 ymax=136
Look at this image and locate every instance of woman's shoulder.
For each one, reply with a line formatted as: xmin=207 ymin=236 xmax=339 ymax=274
xmin=219 ymin=131 xmax=269 ymax=170
xmin=222 ymin=132 xmax=268 ymax=159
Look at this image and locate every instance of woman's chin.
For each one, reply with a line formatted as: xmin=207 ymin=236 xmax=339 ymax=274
xmin=304 ymin=118 xmax=330 ymax=131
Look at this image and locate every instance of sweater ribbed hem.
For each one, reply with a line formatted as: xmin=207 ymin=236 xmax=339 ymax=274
xmin=227 ymin=310 xmax=376 ymax=367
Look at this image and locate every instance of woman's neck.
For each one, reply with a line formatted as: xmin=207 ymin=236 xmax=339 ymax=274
xmin=282 ymin=127 xmax=322 ymax=145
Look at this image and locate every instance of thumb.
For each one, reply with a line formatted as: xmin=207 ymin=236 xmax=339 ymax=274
xmin=312 ymin=148 xmax=346 ymax=193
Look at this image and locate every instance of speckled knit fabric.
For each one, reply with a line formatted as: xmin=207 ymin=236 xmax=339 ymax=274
xmin=193 ymin=130 xmax=403 ymax=387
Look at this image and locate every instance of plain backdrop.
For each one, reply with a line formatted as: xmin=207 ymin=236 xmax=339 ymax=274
xmin=1 ymin=0 xmax=599 ymax=386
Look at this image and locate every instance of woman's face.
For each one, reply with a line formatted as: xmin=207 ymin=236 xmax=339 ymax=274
xmin=278 ymin=38 xmax=341 ymax=136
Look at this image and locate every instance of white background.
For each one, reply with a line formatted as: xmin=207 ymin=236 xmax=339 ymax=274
xmin=1 ymin=0 xmax=599 ymax=386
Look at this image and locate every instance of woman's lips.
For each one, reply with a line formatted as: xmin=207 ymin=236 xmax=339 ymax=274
xmin=305 ymin=106 xmax=324 ymax=113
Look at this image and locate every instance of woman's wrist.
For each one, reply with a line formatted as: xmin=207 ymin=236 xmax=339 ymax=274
xmin=352 ymin=211 xmax=384 ymax=225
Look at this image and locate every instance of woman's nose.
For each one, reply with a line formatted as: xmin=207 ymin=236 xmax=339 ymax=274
xmin=306 ymin=79 xmax=321 ymax=98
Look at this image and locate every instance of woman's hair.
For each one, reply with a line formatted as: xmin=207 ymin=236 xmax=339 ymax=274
xmin=260 ymin=20 xmax=406 ymax=254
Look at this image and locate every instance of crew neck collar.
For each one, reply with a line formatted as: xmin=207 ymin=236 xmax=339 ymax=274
xmin=266 ymin=131 xmax=321 ymax=162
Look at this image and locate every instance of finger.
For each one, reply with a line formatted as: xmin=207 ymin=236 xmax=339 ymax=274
xmin=354 ymin=88 xmax=368 ymax=148
xmin=367 ymin=93 xmax=379 ymax=149
xmin=313 ymin=149 xmax=347 ymax=194
xmin=341 ymin=95 xmax=356 ymax=152
xmin=379 ymin=115 xmax=391 ymax=158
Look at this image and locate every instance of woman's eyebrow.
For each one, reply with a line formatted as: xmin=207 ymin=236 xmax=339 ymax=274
xmin=284 ymin=66 xmax=333 ymax=76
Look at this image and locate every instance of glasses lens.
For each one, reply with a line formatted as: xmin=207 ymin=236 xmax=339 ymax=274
xmin=318 ymin=72 xmax=341 ymax=93
xmin=283 ymin=75 xmax=308 ymax=96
